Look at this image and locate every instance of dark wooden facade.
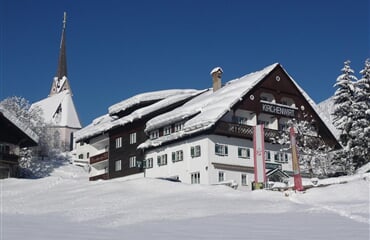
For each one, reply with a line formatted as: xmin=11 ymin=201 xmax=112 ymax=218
xmin=108 ymin=119 xmax=146 ymax=179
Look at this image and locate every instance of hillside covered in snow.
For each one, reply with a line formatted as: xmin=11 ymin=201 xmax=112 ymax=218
xmin=1 ymin=161 xmax=369 ymax=240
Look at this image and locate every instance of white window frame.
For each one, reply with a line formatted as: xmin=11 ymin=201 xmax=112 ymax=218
xmin=172 ymin=150 xmax=183 ymax=162
xmin=115 ymin=137 xmax=122 ymax=148
xmin=145 ymin=158 xmax=153 ymax=169
xmin=218 ymin=171 xmax=225 ymax=182
xmin=238 ymin=147 xmax=250 ymax=159
xmin=150 ymin=130 xmax=159 ymax=140
xmin=129 ymin=132 xmax=137 ymax=144
xmin=115 ymin=160 xmax=122 ymax=171
xmin=163 ymin=126 xmax=172 ymax=136
xmin=265 ymin=151 xmax=271 ymax=162
xmin=191 ymin=145 xmax=201 ymax=158
xmin=241 ymin=174 xmax=248 ymax=186
xmin=157 ymin=154 xmax=168 ymax=166
xmin=191 ymin=172 xmax=200 ymax=184
xmin=129 ymin=156 xmax=136 ymax=168
xmin=174 ymin=122 xmax=184 ymax=132
xmin=215 ymin=143 xmax=228 ymax=156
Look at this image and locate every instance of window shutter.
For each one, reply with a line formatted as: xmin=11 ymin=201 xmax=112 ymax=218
xmin=197 ymin=146 xmax=201 ymax=157
xmin=225 ymin=146 xmax=228 ymax=155
xmin=172 ymin=152 xmax=176 ymax=162
xmin=191 ymin=147 xmax=194 ymax=157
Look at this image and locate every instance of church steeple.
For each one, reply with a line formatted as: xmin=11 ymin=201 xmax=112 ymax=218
xmin=49 ymin=12 xmax=72 ymax=96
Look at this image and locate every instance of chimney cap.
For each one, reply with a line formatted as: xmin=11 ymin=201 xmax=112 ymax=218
xmin=210 ymin=67 xmax=223 ymax=75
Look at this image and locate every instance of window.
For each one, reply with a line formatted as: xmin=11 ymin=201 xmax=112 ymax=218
xmin=172 ymin=150 xmax=183 ymax=162
xmin=265 ymin=151 xmax=271 ymax=161
xmin=163 ymin=126 xmax=172 ymax=136
xmin=241 ymin=174 xmax=247 ymax=186
xmin=174 ymin=122 xmax=184 ymax=132
xmin=191 ymin=172 xmax=200 ymax=184
xmin=215 ymin=143 xmax=228 ymax=156
xmin=115 ymin=160 xmax=122 ymax=171
xmin=191 ymin=145 xmax=201 ymax=158
xmin=218 ymin=171 xmax=225 ymax=182
xmin=144 ymin=158 xmax=153 ymax=169
xmin=238 ymin=147 xmax=250 ymax=159
xmin=78 ymin=154 xmax=83 ymax=159
xmin=87 ymin=152 xmax=90 ymax=159
xmin=260 ymin=92 xmax=275 ymax=103
xmin=129 ymin=156 xmax=136 ymax=168
xmin=150 ymin=130 xmax=159 ymax=139
xmin=115 ymin=137 xmax=122 ymax=148
xmin=130 ymin=132 xmax=137 ymax=144
xmin=233 ymin=116 xmax=248 ymax=125
xmin=274 ymin=152 xmax=289 ymax=163
xmin=157 ymin=154 xmax=168 ymax=166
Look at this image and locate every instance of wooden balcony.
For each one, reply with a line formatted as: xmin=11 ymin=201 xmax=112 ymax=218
xmin=90 ymin=152 xmax=108 ymax=164
xmin=0 ymin=153 xmax=19 ymax=164
xmin=214 ymin=121 xmax=280 ymax=142
xmin=214 ymin=121 xmax=326 ymax=145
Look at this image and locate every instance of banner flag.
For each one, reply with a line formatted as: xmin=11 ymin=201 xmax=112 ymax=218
xmin=253 ymin=124 xmax=266 ymax=186
xmin=290 ymin=126 xmax=304 ymax=191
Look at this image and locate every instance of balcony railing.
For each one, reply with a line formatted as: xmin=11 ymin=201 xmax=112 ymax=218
xmin=0 ymin=153 xmax=19 ymax=164
xmin=90 ymin=151 xmax=108 ymax=164
xmin=214 ymin=121 xmax=326 ymax=145
xmin=214 ymin=121 xmax=280 ymax=141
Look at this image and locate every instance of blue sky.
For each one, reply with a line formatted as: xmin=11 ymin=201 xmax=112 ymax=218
xmin=1 ymin=0 xmax=369 ymax=126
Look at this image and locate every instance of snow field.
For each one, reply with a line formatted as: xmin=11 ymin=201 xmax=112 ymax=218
xmin=1 ymin=162 xmax=369 ymax=240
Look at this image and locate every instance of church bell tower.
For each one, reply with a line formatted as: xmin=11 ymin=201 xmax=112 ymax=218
xmin=49 ymin=12 xmax=73 ymax=96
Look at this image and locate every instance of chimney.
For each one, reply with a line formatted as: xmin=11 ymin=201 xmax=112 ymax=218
xmin=210 ymin=67 xmax=223 ymax=92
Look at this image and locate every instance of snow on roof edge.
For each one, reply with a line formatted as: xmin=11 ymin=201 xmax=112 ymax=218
xmin=0 ymin=105 xmax=39 ymax=144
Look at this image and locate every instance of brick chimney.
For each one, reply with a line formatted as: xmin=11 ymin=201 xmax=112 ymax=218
xmin=210 ymin=67 xmax=223 ymax=92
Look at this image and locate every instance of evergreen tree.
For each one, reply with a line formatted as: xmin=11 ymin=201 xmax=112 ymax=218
xmin=351 ymin=59 xmax=370 ymax=168
xmin=274 ymin=117 xmax=333 ymax=177
xmin=332 ymin=60 xmax=357 ymax=173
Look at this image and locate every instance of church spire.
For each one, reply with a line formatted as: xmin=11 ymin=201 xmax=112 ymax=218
xmin=49 ymin=12 xmax=72 ymax=96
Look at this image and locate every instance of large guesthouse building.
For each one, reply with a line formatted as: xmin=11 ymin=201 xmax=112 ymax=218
xmin=75 ymin=63 xmax=339 ymax=189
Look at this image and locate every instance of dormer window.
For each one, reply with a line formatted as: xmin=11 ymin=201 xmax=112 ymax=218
xmin=163 ymin=126 xmax=172 ymax=136
xmin=174 ymin=122 xmax=184 ymax=132
xmin=149 ymin=130 xmax=159 ymax=139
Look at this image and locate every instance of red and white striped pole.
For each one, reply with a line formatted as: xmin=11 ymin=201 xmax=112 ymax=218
xmin=253 ymin=124 xmax=267 ymax=189
xmin=290 ymin=126 xmax=304 ymax=191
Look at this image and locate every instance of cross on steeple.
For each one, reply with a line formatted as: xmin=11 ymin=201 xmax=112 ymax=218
xmin=49 ymin=12 xmax=72 ymax=96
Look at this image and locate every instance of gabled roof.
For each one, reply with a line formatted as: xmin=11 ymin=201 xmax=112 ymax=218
xmin=0 ymin=105 xmax=39 ymax=147
xmin=139 ymin=63 xmax=339 ymax=149
xmin=30 ymin=91 xmax=81 ymax=129
xmin=75 ymin=89 xmax=202 ymax=142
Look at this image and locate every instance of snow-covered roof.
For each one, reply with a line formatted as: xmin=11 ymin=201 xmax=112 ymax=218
xmin=0 ymin=105 xmax=39 ymax=144
xmin=30 ymin=91 xmax=82 ymax=129
xmin=108 ymin=89 xmax=200 ymax=116
xmin=75 ymin=89 xmax=202 ymax=142
xmin=74 ymin=114 xmax=115 ymax=142
xmin=139 ymin=63 xmax=339 ymax=149
xmin=142 ymin=63 xmax=278 ymax=140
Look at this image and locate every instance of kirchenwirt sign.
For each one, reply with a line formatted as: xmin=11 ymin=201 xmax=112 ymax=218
xmin=261 ymin=101 xmax=296 ymax=117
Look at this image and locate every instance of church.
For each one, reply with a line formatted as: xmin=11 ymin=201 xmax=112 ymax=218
xmin=31 ymin=13 xmax=82 ymax=151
